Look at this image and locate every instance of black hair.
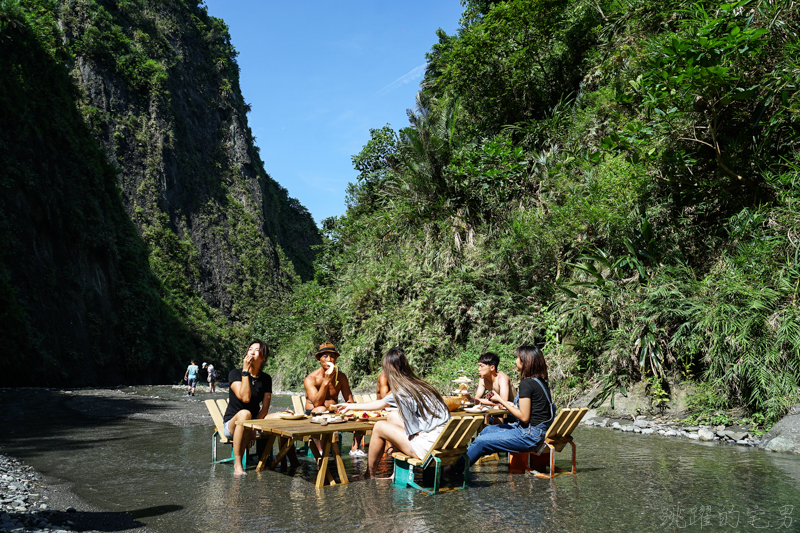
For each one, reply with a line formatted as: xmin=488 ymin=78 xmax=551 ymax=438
xmin=478 ymin=352 xmax=500 ymax=369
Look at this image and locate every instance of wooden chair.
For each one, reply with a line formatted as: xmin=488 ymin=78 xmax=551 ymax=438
xmin=204 ymin=399 xmax=246 ymax=465
xmin=529 ymin=407 xmax=588 ymax=478
xmin=392 ymin=415 xmax=484 ymax=494
xmin=291 ymin=394 xmax=346 ymax=455
xmin=291 ymin=395 xmax=306 ymax=415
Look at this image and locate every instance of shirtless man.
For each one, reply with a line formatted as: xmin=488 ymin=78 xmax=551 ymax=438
xmin=303 ymin=342 xmax=364 ymax=455
xmin=473 ymin=352 xmax=515 ymax=412
xmin=376 ymin=372 xmax=390 ymax=399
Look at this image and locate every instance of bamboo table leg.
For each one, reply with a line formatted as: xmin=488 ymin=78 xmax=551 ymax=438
xmin=269 ymin=436 xmax=295 ymax=469
xmin=315 ymin=437 xmax=333 ymax=489
xmin=330 ymin=439 xmax=349 ymax=486
xmin=309 ymin=440 xmax=336 ymax=486
xmin=256 ymin=434 xmax=277 ymax=472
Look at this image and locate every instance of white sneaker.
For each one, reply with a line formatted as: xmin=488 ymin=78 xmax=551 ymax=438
xmin=350 ymin=449 xmax=367 ymax=457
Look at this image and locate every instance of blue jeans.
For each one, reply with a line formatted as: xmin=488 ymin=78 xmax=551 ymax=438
xmin=466 ymin=422 xmax=549 ymax=465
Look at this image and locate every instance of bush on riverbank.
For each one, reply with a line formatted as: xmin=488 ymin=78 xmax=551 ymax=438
xmin=264 ymin=0 xmax=800 ymax=424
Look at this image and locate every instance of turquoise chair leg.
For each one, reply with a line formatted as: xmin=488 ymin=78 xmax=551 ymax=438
xmin=432 ymin=457 xmax=442 ymax=493
xmin=393 ymin=456 xmax=470 ymax=494
xmin=393 ymin=459 xmax=415 ymax=488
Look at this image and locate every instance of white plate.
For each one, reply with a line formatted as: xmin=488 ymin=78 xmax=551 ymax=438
xmin=452 ymin=377 xmax=473 ymax=384
xmin=310 ymin=416 xmax=346 ymax=424
xmin=278 ymin=413 xmax=306 ymax=420
xmin=452 ymin=390 xmax=470 ymax=395
xmin=464 ymin=407 xmax=487 ymax=412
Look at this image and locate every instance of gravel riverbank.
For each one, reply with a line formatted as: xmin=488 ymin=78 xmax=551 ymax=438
xmin=579 ymin=409 xmax=763 ymax=446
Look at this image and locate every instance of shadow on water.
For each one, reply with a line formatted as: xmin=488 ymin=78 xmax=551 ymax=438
xmin=0 ymin=389 xmax=173 ymax=459
xmin=4 ymin=506 xmax=182 ymax=532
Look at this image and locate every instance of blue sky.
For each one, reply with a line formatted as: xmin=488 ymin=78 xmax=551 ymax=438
xmin=202 ymin=1 xmax=466 ymax=225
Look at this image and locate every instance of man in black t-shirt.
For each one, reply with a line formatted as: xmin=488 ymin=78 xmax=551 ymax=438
xmin=222 ymin=340 xmax=298 ymax=475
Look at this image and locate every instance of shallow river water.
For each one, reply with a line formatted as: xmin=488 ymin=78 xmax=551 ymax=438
xmin=1 ymin=386 xmax=798 ymax=533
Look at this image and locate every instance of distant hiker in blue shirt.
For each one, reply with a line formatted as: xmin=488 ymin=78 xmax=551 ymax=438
xmin=184 ymin=359 xmax=199 ymax=397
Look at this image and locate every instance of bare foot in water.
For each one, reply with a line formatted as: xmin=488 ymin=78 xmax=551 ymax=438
xmin=234 ymin=468 xmax=247 ymax=477
xmin=364 ymin=469 xmax=394 ymax=480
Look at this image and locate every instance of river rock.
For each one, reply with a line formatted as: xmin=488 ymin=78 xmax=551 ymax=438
xmin=725 ymin=430 xmax=748 ymax=441
xmin=633 ymin=419 xmax=650 ymax=428
xmin=641 ymin=428 xmax=655 ymax=435
xmin=611 ymin=422 xmax=622 ymax=429
xmin=756 ymin=403 xmax=800 ymax=455
xmin=698 ymin=428 xmax=715 ymax=441
xmin=622 ymin=425 xmax=634 ymax=432
xmin=683 ymin=426 xmax=699 ymax=432
xmin=763 ymin=437 xmax=796 ymax=453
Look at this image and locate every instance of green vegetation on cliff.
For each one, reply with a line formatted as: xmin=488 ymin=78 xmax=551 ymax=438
xmin=270 ymin=0 xmax=800 ymax=424
xmin=0 ymin=0 xmax=319 ymax=385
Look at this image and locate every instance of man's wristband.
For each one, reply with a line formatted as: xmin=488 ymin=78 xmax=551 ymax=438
xmin=241 ymin=371 xmax=251 ymax=377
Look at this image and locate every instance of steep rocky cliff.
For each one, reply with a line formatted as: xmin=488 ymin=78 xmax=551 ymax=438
xmin=0 ymin=0 xmax=320 ymax=386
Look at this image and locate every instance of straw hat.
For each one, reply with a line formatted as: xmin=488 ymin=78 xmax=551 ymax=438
xmin=315 ymin=342 xmax=340 ymax=359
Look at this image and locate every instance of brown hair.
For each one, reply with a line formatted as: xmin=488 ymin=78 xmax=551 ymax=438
xmin=382 ymin=347 xmax=446 ymax=421
xmin=516 ymin=345 xmax=548 ymax=381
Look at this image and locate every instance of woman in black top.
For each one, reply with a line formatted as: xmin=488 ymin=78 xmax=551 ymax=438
xmin=222 ymin=340 xmax=286 ymax=475
xmin=465 ymin=346 xmax=555 ymax=465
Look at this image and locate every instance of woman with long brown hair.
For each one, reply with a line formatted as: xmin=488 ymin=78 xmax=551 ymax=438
xmin=464 ymin=345 xmax=556 ymax=465
xmin=336 ymin=347 xmax=450 ymax=478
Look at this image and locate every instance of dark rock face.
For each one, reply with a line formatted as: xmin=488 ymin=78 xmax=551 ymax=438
xmin=62 ymin=0 xmax=320 ymax=316
xmin=0 ymin=1 xmax=320 ymax=386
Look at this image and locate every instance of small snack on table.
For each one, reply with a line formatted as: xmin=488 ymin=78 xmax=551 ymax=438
xmin=451 ymin=383 xmax=470 ymax=395
xmin=278 ymin=409 xmax=306 ymax=420
xmin=311 ymin=413 xmax=346 ymax=424
xmin=348 ymin=409 xmax=389 ymax=420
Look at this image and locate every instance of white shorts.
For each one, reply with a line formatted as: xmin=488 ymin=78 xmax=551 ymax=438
xmin=409 ymin=424 xmax=445 ymax=460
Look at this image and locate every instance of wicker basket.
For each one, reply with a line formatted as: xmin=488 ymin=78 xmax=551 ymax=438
xmin=443 ymin=396 xmax=463 ymax=412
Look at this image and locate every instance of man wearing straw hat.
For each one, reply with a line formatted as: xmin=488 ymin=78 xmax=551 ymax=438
xmin=303 ymin=342 xmax=365 ymax=456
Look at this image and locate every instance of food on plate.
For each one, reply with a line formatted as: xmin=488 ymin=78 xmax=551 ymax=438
xmin=311 ymin=413 xmax=345 ymax=424
xmin=452 ymin=376 xmax=472 ymax=384
xmin=328 ymin=404 xmax=338 ymax=412
xmin=348 ymin=409 xmax=388 ymax=419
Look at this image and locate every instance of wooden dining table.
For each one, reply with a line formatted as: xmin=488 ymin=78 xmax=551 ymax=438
xmin=237 ymin=408 xmax=510 ymax=488
xmin=237 ymin=417 xmax=377 ymax=488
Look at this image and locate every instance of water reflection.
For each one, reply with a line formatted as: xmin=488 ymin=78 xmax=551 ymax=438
xmin=0 ymin=388 xmax=797 ymax=533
